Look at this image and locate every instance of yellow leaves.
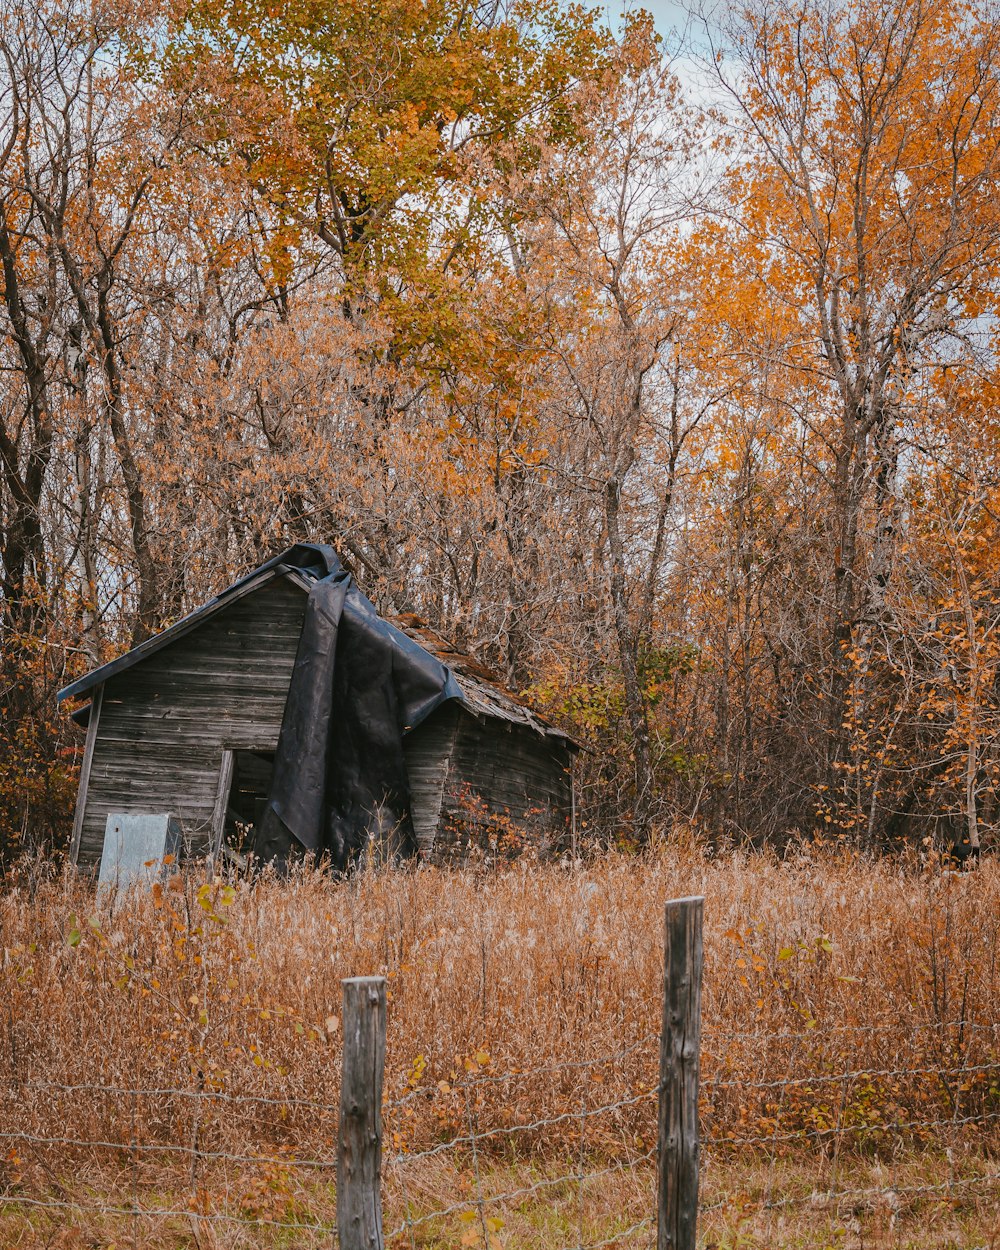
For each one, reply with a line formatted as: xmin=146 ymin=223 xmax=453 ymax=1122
xmin=463 ymin=1047 xmax=491 ymax=1072
xmin=182 ymin=0 xmax=608 ymax=303
xmin=406 ymin=1053 xmax=427 ymax=1088
xmin=459 ymin=1210 xmax=504 ymax=1248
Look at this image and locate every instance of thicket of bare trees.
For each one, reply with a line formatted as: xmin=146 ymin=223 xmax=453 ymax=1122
xmin=3 ymin=0 xmax=1000 ymax=859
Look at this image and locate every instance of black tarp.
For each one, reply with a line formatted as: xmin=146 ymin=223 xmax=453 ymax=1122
xmin=253 ymin=544 xmax=462 ymax=870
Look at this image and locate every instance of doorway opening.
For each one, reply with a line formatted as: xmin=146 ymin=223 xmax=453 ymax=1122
xmin=223 ymin=749 xmax=275 ymax=864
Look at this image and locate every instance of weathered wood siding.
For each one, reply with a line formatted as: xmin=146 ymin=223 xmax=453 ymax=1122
xmin=76 ymin=579 xmax=570 ymax=867
xmin=76 ymin=578 xmax=306 ymax=866
xmin=402 ymin=704 xmax=459 ymax=857
xmin=435 ymin=709 xmax=572 ymax=859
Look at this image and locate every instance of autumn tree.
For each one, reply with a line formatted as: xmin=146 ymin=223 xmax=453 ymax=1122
xmin=705 ymin=0 xmax=1000 ymax=831
xmin=9 ymin=0 xmax=1000 ymax=861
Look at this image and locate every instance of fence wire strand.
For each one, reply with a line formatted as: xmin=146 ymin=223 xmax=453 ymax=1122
xmin=4 ymin=1018 xmax=999 ymax=1243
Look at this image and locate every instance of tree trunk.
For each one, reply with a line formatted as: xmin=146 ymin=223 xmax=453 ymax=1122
xmin=825 ymin=412 xmax=868 ymax=785
xmin=605 ymin=473 xmax=654 ymax=842
xmin=0 ymin=205 xmax=54 ymax=643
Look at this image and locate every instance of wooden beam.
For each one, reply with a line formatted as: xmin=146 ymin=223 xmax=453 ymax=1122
xmin=570 ymin=751 xmax=577 ymax=860
xmin=209 ymin=749 xmax=235 ymax=868
xmin=657 ymin=896 xmax=704 ymax=1250
xmin=69 ymin=683 xmax=103 ymax=867
xmin=338 ymin=976 xmax=387 ymax=1250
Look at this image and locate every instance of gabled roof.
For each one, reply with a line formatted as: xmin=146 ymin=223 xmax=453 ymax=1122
xmin=57 ymin=551 xmax=575 ymax=747
xmin=56 ymin=557 xmax=310 ymax=704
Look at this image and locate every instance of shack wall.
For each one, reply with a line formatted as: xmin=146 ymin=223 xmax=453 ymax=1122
xmin=435 ymin=710 xmax=572 ymax=859
xmin=402 ymin=704 xmax=459 ymax=857
xmin=75 ymin=578 xmax=306 ymax=866
xmin=74 ymin=579 xmax=571 ymax=868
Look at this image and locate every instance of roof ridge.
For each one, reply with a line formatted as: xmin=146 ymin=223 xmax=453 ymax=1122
xmin=389 ymin=612 xmax=573 ymax=742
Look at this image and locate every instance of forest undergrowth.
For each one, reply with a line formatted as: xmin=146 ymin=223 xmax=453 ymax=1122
xmin=0 ymin=845 xmax=998 ymax=1247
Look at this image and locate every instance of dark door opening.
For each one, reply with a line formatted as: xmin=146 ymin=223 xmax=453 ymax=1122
xmin=224 ymin=750 xmax=275 ymax=862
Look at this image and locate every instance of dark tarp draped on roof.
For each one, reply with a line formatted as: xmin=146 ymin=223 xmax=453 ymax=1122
xmin=57 ymin=542 xmax=576 ymax=869
xmin=252 ymin=544 xmax=462 ymax=869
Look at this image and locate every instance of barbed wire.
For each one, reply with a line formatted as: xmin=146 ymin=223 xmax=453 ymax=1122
xmin=702 ymin=1018 xmax=999 ymax=1044
xmin=5 ymin=1058 xmax=998 ymax=1167
xmin=389 ymin=1030 xmax=660 ymax=1109
xmin=390 ymin=1020 xmax=1000 ymax=1108
xmin=6 ymin=1035 xmax=661 ymax=1117
xmin=385 ymin=1088 xmax=657 ymax=1167
xmin=4 ymin=1017 xmax=998 ymax=1244
xmin=0 ymin=1192 xmax=335 ymax=1232
xmin=703 ymin=1106 xmax=1000 ymax=1149
xmin=702 ymin=1058 xmax=1000 ymax=1093
xmin=701 ymin=1167 xmax=1000 ymax=1215
xmin=8 ymin=1025 xmax=995 ymax=1118
xmin=11 ymin=1050 xmax=995 ymax=1123
xmin=5 ymin=1188 xmax=658 ymax=1249
xmin=0 ymin=1126 xmax=339 ymax=1170
xmin=561 ymin=1217 xmax=655 ymax=1250
xmin=6 ymin=1100 xmax=997 ymax=1174
xmin=8 ymin=1161 xmax=994 ymax=1238
xmin=383 ymin=1147 xmax=657 ymax=1238
xmin=4 ymin=1078 xmax=341 ymax=1113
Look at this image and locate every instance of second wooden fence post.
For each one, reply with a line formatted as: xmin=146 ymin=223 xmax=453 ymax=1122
xmin=338 ymin=976 xmax=387 ymax=1250
xmin=657 ymin=896 xmax=704 ymax=1250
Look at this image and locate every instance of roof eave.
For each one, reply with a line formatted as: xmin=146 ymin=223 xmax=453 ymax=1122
xmin=56 ymin=564 xmax=304 ymax=704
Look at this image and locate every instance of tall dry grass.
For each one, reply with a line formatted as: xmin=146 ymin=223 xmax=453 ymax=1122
xmin=0 ymin=846 xmax=998 ymax=1243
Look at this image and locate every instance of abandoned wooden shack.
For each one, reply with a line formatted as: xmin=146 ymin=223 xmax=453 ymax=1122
xmin=58 ymin=551 xmax=576 ymax=870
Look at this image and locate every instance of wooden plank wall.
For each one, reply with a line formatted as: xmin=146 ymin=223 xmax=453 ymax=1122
xmin=76 ymin=578 xmax=306 ymax=865
xmin=435 ymin=710 xmax=572 ymax=859
xmin=402 ymin=704 xmax=459 ymax=856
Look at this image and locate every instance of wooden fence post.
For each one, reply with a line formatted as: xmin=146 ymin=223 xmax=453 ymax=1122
xmin=657 ymin=896 xmax=704 ymax=1250
xmin=338 ymin=976 xmax=387 ymax=1250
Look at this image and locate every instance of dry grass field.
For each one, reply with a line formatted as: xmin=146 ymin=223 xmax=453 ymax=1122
xmin=0 ymin=844 xmax=997 ymax=1248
